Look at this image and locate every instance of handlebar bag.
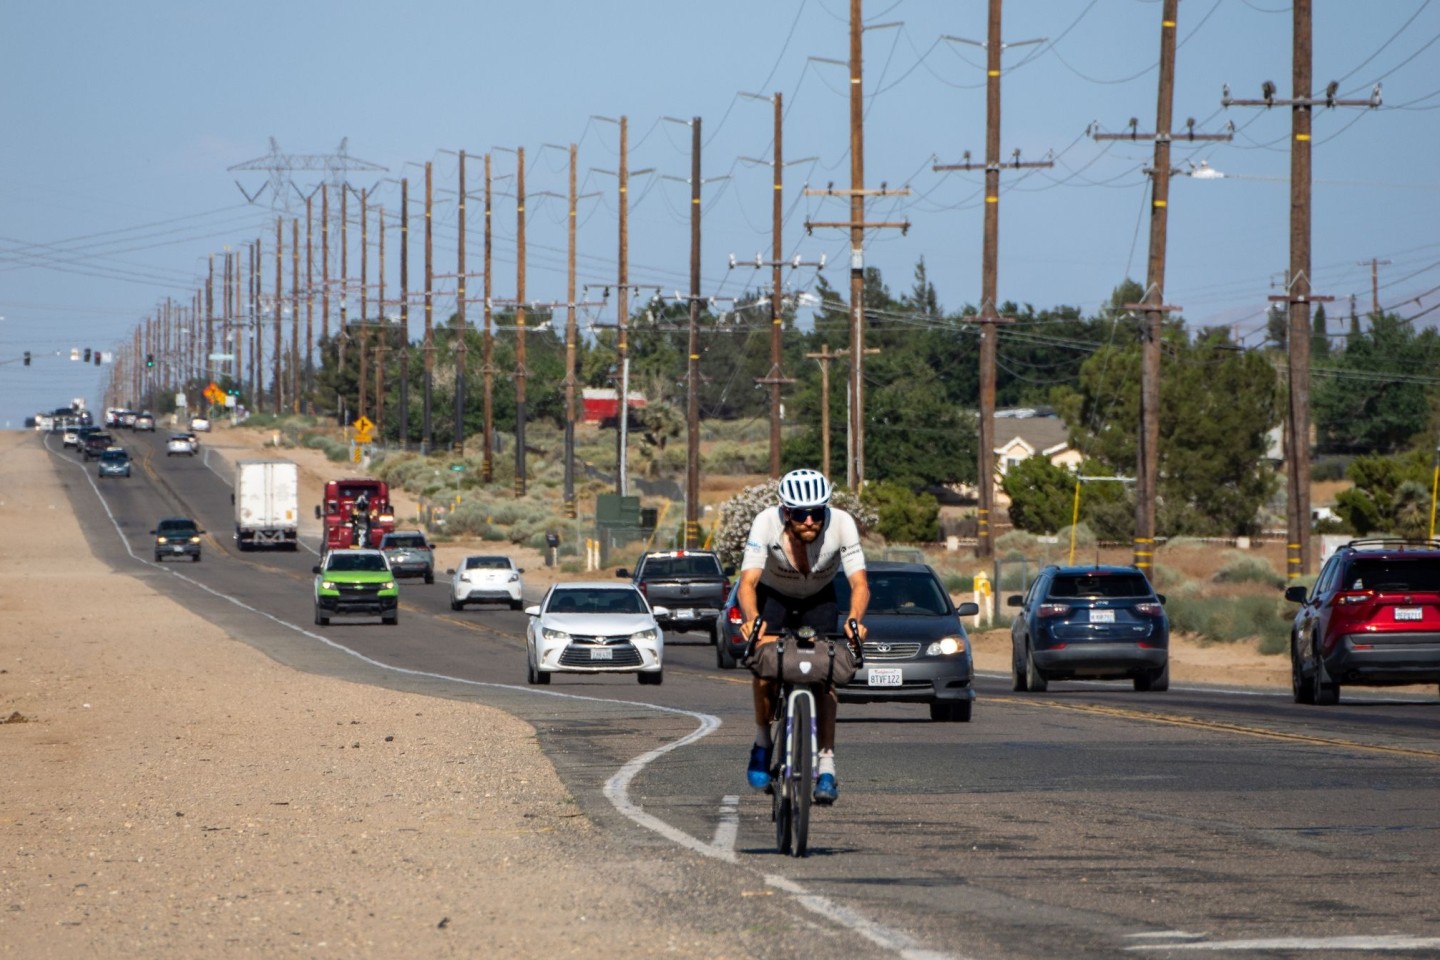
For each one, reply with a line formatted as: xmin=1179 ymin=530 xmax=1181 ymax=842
xmin=746 ymin=638 xmax=858 ymax=687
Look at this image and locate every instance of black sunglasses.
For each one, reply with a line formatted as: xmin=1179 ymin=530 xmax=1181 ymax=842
xmin=784 ymin=505 xmax=828 ymax=524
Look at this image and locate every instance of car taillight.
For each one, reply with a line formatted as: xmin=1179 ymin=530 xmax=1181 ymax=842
xmin=1037 ymin=603 xmax=1071 ymax=618
xmin=1333 ymin=591 xmax=1375 ymax=607
xmin=1134 ymin=602 xmax=1164 ymax=617
xmin=727 ymin=607 xmax=743 ymax=624
xmin=637 ymin=581 xmax=648 ymax=598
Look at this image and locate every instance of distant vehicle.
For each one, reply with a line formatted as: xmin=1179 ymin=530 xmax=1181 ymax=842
xmin=82 ymin=433 xmax=115 ymax=461
xmin=312 ymin=548 xmax=398 ymax=626
xmin=62 ymin=425 xmax=82 ymax=447
xmin=73 ymin=426 xmax=101 ymax=451
xmin=378 ymin=530 xmax=435 ymax=583
xmin=524 ymin=582 xmax=666 ymax=686
xmin=317 ymin=478 xmax=396 ymax=552
xmin=449 ymin=554 xmax=525 ymax=611
xmin=615 ymin=549 xmax=731 ymax=645
xmin=232 ymin=460 xmax=299 ymax=551
xmin=1284 ymin=538 xmax=1440 ymax=705
xmin=152 ymin=517 xmax=204 ymax=562
xmin=166 ymin=433 xmax=198 ymax=456
xmin=189 ymin=415 xmax=211 ymax=433
xmin=1008 ymin=565 xmax=1170 ymax=693
xmin=133 ymin=412 xmax=156 ymax=432
xmin=98 ymin=448 xmax=132 ymax=479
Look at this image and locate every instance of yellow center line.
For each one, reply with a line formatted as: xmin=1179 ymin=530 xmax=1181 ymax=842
xmin=987 ymin=695 xmax=1440 ymax=762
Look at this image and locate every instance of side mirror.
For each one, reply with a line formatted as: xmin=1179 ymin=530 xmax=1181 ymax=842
xmin=1006 ymin=595 xmax=1024 ymax=608
xmin=518 ymin=568 xmax=525 ymax=574
xmin=446 ymin=568 xmax=456 ymax=576
xmin=615 ymin=568 xmax=630 ymax=579
xmin=148 ymin=529 xmax=156 ymax=535
xmin=230 ymin=493 xmax=235 ymax=505
xmin=1284 ymin=585 xmax=1309 ymax=603
xmin=524 ymin=604 xmax=541 ymax=616
xmin=651 ymin=606 xmax=671 ymax=618
xmin=311 ymin=565 xmax=322 ymax=575
xmin=956 ymin=601 xmax=980 ymax=617
xmin=314 ymin=505 xmax=322 ymax=519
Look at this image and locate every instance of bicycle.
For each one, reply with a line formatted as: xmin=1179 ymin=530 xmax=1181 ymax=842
xmin=743 ymin=620 xmax=861 ymax=857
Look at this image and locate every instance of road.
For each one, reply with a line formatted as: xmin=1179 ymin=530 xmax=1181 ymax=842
xmin=50 ymin=428 xmax=1440 ymax=960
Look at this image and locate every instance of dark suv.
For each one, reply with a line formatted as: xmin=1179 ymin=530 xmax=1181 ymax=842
xmin=1285 ymin=538 xmax=1440 ymax=705
xmin=152 ymin=517 xmax=204 ymax=562
xmin=1008 ymin=565 xmax=1170 ymax=692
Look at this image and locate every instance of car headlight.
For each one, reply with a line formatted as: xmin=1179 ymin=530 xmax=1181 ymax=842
xmin=541 ymin=627 xmax=571 ymax=643
xmin=925 ymin=636 xmax=966 ymax=657
xmin=508 ymin=572 xmax=520 ymax=582
xmin=381 ymin=581 xmax=396 ymax=591
xmin=630 ymin=627 xmax=659 ymax=644
xmin=320 ymin=580 xmax=337 ymax=591
xmin=189 ymin=536 xmax=201 ymax=543
xmin=155 ymin=537 xmax=166 ymax=544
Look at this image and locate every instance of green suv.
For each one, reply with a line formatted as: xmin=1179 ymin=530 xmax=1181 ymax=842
xmin=313 ymin=548 xmax=399 ymax=626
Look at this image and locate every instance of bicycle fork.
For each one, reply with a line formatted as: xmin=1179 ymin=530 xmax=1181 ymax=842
xmin=780 ymin=687 xmax=819 ymax=791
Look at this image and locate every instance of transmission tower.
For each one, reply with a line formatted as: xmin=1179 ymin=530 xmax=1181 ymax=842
xmin=229 ymin=137 xmax=387 ymax=214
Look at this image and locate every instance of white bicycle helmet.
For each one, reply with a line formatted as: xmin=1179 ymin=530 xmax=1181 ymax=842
xmin=777 ymin=468 xmax=833 ymax=509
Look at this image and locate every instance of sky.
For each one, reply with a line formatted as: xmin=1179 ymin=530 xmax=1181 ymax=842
xmin=2 ymin=0 xmax=1438 ymax=428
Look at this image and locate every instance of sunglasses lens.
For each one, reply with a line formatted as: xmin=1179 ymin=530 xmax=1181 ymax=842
xmin=789 ymin=506 xmax=825 ymax=523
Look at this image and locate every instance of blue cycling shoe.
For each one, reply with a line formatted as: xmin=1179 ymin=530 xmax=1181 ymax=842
xmin=747 ymin=745 xmax=772 ymax=790
xmin=813 ymin=772 xmax=838 ymax=805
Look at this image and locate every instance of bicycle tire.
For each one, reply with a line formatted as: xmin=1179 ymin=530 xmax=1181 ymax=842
xmin=790 ymin=691 xmax=813 ymax=857
xmin=773 ymin=708 xmax=792 ymax=854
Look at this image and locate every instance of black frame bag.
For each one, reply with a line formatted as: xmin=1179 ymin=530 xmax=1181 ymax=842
xmin=746 ymin=637 xmax=858 ymax=687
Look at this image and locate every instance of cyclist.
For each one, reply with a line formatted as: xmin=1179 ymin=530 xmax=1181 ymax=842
xmin=738 ymin=468 xmax=869 ymax=805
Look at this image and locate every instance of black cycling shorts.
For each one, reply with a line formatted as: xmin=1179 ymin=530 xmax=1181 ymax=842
xmin=754 ymin=581 xmax=837 ymax=636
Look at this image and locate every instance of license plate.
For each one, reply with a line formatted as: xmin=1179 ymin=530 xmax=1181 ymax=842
xmin=1090 ymin=609 xmax=1116 ymax=623
xmin=170 ymin=546 xmax=186 ymax=553
xmin=1394 ymin=607 xmax=1423 ymax=621
xmin=589 ymin=647 xmax=613 ymax=660
xmin=677 ymin=608 xmax=696 ymax=619
xmin=867 ymin=668 xmax=902 ymax=687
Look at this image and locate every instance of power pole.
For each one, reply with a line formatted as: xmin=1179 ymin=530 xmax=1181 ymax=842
xmin=273 ymin=217 xmax=283 ymax=413
xmin=1358 ymin=257 xmax=1390 ymax=316
xmin=375 ymin=205 xmax=387 ymax=438
xmin=399 ymin=177 xmax=411 ymax=446
xmin=1094 ymin=0 xmax=1232 ymax=578
xmin=933 ymin=0 xmax=1049 ymax=558
xmin=564 ymin=143 xmax=579 ymax=519
xmin=482 ymin=154 xmax=495 ymax=481
xmin=291 ymin=217 xmax=300 ymax=414
xmin=454 ymin=150 xmax=469 ymax=454
xmin=685 ymin=118 xmax=702 ymax=546
xmin=515 ymin=146 xmax=528 ymax=497
xmin=423 ymin=160 xmax=434 ymax=453
xmin=1223 ymin=0 xmax=1379 ymax=578
xmin=805 ymin=0 xmax=909 ymax=491
xmin=618 ymin=116 xmax=631 ymax=496
xmin=305 ymin=193 xmax=314 ymax=414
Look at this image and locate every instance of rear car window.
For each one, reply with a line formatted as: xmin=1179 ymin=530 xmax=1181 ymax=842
xmin=642 ymin=556 xmax=722 ymax=578
xmin=386 ymin=536 xmax=426 ymax=548
xmin=465 ymin=557 xmax=511 ymax=570
xmin=1341 ymin=558 xmax=1440 ymax=592
xmin=1047 ymin=574 xmax=1152 ymax=599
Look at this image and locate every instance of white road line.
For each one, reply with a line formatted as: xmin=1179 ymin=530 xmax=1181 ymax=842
xmin=1126 ymin=934 xmax=1440 ymax=952
xmin=711 ymin=794 xmax=740 ymax=854
xmin=765 ymin=876 xmax=959 ymax=960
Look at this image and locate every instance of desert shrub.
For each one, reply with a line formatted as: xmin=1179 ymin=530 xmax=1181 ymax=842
xmin=995 ymin=530 xmax=1040 ymax=559
xmin=1165 ymin=592 xmax=1291 ymax=649
xmin=703 ymin=440 xmax=771 ymax=475
xmin=1212 ymin=551 xmax=1284 ymax=588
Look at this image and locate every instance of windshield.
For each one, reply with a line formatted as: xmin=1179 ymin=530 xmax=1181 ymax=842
xmin=834 ymin=569 xmax=951 ymax=615
xmin=158 ymin=523 xmax=197 ymax=536
xmin=642 ymin=555 xmax=722 ymax=578
xmin=1342 ymin=558 xmax=1440 ymax=592
xmin=546 ymin=589 xmax=646 ymax=615
xmin=327 ymin=553 xmax=389 ymax=573
xmin=101 ymin=451 xmax=127 ymax=461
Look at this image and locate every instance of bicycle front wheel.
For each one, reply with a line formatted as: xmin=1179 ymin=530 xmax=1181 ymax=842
xmin=790 ymin=692 xmax=813 ymax=857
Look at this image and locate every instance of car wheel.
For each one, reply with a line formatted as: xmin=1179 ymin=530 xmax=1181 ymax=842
xmin=382 ymin=613 xmax=399 ymax=626
xmin=192 ymin=554 xmax=201 ymax=563
xmin=1312 ymin=649 xmax=1339 ymax=705
xmin=1025 ymin=645 xmax=1048 ymax=693
xmin=1135 ymin=660 xmax=1169 ymax=692
xmin=314 ymin=608 xmax=329 ymax=626
xmin=154 ymin=553 xmax=164 ymax=563
xmin=424 ymin=570 xmax=434 ymax=585
xmin=708 ymin=624 xmax=720 ymax=647
xmin=1291 ymin=635 xmax=1315 ymax=705
xmin=1011 ymin=643 xmax=1029 ymax=692
xmin=450 ymin=598 xmax=463 ymax=611
xmin=716 ymin=638 xmax=736 ymax=670
xmin=510 ymin=598 xmax=523 ymax=611
xmin=527 ymin=655 xmax=550 ymax=686
xmin=637 ymin=670 xmax=663 ymax=686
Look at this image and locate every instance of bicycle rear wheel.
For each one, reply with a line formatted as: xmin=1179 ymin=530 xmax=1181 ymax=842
xmin=789 ymin=692 xmax=813 ymax=857
xmin=772 ymin=716 xmax=792 ymax=854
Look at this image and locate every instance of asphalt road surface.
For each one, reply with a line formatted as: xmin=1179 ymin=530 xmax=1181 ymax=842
xmin=49 ymin=429 xmax=1440 ymax=960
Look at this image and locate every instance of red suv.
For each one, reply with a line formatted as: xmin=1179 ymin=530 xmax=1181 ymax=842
xmin=1285 ymin=539 xmax=1440 ymax=705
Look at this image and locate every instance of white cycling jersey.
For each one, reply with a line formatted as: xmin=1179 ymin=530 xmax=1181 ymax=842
xmin=740 ymin=506 xmax=865 ymax=598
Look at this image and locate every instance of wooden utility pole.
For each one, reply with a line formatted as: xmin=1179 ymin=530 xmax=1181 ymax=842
xmin=1359 ymin=257 xmax=1390 ymax=316
xmin=685 ymin=117 xmax=702 ymax=547
xmin=423 ymin=161 xmax=434 ymax=452
xmin=305 ymin=193 xmax=314 ymax=414
xmin=1223 ymin=0 xmax=1378 ymax=577
xmin=454 ymin=150 xmax=468 ymax=454
xmin=399 ymin=178 xmax=410 ymax=445
xmin=482 ymin=154 xmax=495 ymax=481
xmin=617 ymin=115 xmax=631 ymax=496
xmin=564 ymin=143 xmax=578 ymax=518
xmin=205 ymin=256 xmax=215 ymax=386
xmin=805 ymin=0 xmax=908 ymax=492
xmin=291 ymin=218 xmax=300 ymax=414
xmin=252 ymin=239 xmax=262 ymax=410
xmin=1094 ymin=0 xmax=1231 ymax=578
xmin=273 ymin=217 xmax=283 ymax=412
xmin=375 ymin=206 xmax=386 ymax=437
xmin=321 ymin=183 xmax=330 ymax=352
xmin=514 ymin=146 xmax=529 ymax=497
xmin=338 ymin=185 xmax=348 ymax=377
xmin=806 ymin=344 xmax=838 ymax=480
xmin=933 ymin=0 xmax=1049 ymax=558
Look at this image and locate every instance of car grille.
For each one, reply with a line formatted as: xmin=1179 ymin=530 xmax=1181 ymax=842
xmin=339 ymin=583 xmax=382 ymax=595
xmin=861 ymin=641 xmax=922 ymax=660
xmin=559 ymin=642 xmax=643 ymax=667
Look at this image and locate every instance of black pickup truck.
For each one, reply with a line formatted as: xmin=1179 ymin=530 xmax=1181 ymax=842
xmin=617 ymin=549 xmax=732 ymax=644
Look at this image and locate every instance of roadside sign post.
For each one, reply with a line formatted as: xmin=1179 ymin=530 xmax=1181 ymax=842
xmin=449 ymin=463 xmax=464 ymax=504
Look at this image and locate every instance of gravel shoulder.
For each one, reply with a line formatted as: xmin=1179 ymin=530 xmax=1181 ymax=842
xmin=0 ymin=431 xmax=749 ymax=959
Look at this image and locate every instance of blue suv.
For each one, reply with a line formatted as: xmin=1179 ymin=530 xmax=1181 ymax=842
xmin=1007 ymin=565 xmax=1170 ymax=692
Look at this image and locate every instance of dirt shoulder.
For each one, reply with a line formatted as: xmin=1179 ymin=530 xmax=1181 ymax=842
xmin=0 ymin=431 xmax=748 ymax=959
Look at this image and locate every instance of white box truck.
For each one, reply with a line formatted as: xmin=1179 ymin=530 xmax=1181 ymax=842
xmin=233 ymin=459 xmax=299 ymax=551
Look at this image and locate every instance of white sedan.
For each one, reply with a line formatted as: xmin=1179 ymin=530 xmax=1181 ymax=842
xmin=166 ymin=433 xmax=198 ymax=456
xmin=525 ymin=583 xmax=667 ymax=686
xmin=449 ymin=554 xmax=525 ymax=610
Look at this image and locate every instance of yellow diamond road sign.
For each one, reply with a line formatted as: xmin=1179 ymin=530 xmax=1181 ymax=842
xmin=352 ymin=416 xmax=375 ymax=443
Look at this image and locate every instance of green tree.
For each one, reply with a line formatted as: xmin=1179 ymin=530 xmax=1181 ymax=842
xmin=1314 ymin=312 xmax=1440 ymax=454
xmin=861 ymin=480 xmax=940 ymax=543
xmin=1001 ymin=456 xmax=1076 ymax=534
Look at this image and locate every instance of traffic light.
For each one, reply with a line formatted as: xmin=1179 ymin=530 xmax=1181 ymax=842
xmin=83 ymin=348 xmax=91 ymax=363
xmin=23 ymin=351 xmax=30 ymax=366
xmin=146 ymin=353 xmax=154 ymax=368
